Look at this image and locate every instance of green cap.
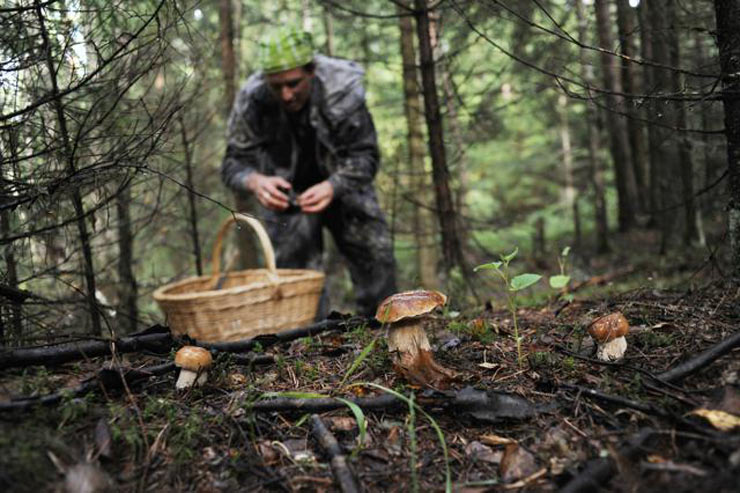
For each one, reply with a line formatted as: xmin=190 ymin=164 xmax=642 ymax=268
xmin=258 ymin=28 xmax=314 ymax=74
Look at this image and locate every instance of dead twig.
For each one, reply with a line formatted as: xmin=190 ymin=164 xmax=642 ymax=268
xmin=559 ymin=428 xmax=655 ymax=493
xmin=657 ymin=331 xmax=740 ymax=383
xmin=310 ymin=414 xmax=360 ymax=493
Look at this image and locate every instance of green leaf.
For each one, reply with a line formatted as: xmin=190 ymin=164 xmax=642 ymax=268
xmin=336 ymin=398 xmax=367 ymax=451
xmin=549 ymin=275 xmax=570 ymax=289
xmin=502 ymin=247 xmax=519 ymax=263
xmin=474 ymin=261 xmax=502 ymax=272
xmin=561 ymin=246 xmax=571 ymax=258
xmin=509 ymin=273 xmax=542 ymax=291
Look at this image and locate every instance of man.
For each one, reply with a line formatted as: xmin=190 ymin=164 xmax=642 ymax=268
xmin=221 ymin=28 xmax=397 ymax=317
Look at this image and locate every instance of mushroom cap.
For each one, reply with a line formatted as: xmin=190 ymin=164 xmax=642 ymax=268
xmin=174 ymin=346 xmax=213 ymax=371
xmin=375 ymin=290 xmax=448 ymax=323
xmin=587 ymin=312 xmax=629 ymax=343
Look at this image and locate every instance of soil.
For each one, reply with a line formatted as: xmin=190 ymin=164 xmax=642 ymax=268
xmin=1 ymin=283 xmax=739 ymax=492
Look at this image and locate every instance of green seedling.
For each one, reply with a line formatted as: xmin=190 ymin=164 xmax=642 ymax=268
xmin=549 ymin=246 xmax=571 ymax=290
xmin=475 ymin=247 xmax=541 ymax=367
xmin=357 ymin=382 xmax=452 ymax=493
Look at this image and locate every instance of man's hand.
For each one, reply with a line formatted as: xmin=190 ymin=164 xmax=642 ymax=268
xmin=245 ymin=173 xmax=291 ymax=211
xmin=298 ymin=180 xmax=334 ymax=213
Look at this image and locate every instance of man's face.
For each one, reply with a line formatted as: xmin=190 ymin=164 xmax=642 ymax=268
xmin=266 ymin=66 xmax=314 ymax=113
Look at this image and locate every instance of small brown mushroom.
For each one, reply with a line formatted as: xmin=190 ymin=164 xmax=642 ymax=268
xmin=174 ymin=346 xmax=213 ymax=389
xmin=586 ymin=312 xmax=629 ymax=361
xmin=375 ymin=290 xmax=456 ymax=387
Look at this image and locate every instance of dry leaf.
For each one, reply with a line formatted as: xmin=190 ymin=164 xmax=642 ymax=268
xmin=499 ymin=443 xmax=538 ymax=482
xmin=326 ymin=416 xmax=357 ymax=431
xmin=689 ymin=408 xmax=740 ymax=431
xmin=464 ymin=441 xmax=503 ymax=464
xmin=479 ymin=362 xmax=499 ymax=370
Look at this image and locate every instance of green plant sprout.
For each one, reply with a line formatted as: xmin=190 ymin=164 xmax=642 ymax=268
xmin=474 ymin=247 xmax=541 ymax=367
xmin=549 ymin=246 xmax=572 ymax=299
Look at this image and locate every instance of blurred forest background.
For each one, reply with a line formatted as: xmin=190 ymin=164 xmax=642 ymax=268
xmin=1 ymin=0 xmax=738 ymax=343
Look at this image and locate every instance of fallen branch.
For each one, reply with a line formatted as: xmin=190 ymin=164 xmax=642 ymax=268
xmin=0 ymin=362 xmax=176 ymax=412
xmin=657 ymin=331 xmax=740 ymax=383
xmin=0 ymin=328 xmax=173 ymax=369
xmin=248 ymin=386 xmax=543 ymax=423
xmin=559 ymin=427 xmax=655 ymax=493
xmin=199 ymin=316 xmax=375 ymax=352
xmin=0 ymin=316 xmax=373 ymax=370
xmin=310 ymin=414 xmax=360 ymax=493
xmin=251 ymin=393 xmax=402 ymax=414
xmin=560 ymin=383 xmax=665 ymax=416
xmin=0 ymin=355 xmax=275 ymax=412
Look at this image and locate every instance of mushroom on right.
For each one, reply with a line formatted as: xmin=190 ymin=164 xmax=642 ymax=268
xmin=586 ymin=312 xmax=630 ymax=361
xmin=375 ymin=290 xmax=456 ymax=388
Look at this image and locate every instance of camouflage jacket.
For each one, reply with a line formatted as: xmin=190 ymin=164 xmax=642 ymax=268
xmin=221 ymin=55 xmax=380 ymax=201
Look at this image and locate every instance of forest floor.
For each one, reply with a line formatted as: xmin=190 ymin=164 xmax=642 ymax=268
xmin=1 ymin=233 xmax=739 ymax=492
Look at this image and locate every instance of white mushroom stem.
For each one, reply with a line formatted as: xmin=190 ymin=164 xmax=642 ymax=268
xmin=386 ymin=319 xmax=455 ymax=387
xmin=175 ymin=369 xmax=208 ymax=389
xmin=596 ymin=336 xmax=627 ymax=361
xmin=387 ymin=320 xmax=432 ymax=356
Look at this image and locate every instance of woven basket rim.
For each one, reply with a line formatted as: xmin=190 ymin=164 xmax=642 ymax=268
xmin=153 ymin=268 xmax=325 ymax=303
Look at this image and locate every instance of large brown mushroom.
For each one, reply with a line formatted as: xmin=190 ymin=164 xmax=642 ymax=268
xmin=375 ymin=290 xmax=456 ymax=387
xmin=586 ymin=312 xmax=629 ymax=361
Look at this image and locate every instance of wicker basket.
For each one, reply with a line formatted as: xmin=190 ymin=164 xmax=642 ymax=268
xmin=153 ymin=213 xmax=325 ymax=342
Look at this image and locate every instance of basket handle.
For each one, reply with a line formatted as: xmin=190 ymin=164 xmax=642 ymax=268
xmin=210 ymin=213 xmax=278 ymax=287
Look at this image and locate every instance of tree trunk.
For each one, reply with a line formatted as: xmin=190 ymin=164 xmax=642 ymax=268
xmin=35 ymin=1 xmax=102 ymax=336
xmin=668 ymin=17 xmax=702 ymax=245
xmin=178 ymin=116 xmax=203 ymax=276
xmin=1 ymin=129 xmax=24 ymax=344
xmin=714 ymin=0 xmax=740 ymax=282
xmin=219 ymin=0 xmax=236 ymax=115
xmin=428 ymin=11 xmax=470 ymax=257
xmin=558 ymin=94 xmax=580 ymax=248
xmin=594 ymin=0 xmax=639 ymax=232
xmin=616 ymin=0 xmax=649 ymax=209
xmin=413 ymin=0 xmax=466 ymax=278
xmin=115 ymin=183 xmax=138 ymax=333
xmin=576 ymin=0 xmax=609 ymax=253
xmin=323 ymin=7 xmax=335 ymax=56
xmin=638 ymin=0 xmax=661 ymax=226
xmin=399 ymin=4 xmax=439 ymax=289
xmin=647 ymin=0 xmax=682 ymax=252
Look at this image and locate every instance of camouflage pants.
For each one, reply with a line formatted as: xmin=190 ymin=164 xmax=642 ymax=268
xmin=261 ymin=187 xmax=396 ymax=317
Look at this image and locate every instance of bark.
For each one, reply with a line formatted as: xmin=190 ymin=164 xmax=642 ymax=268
xmin=575 ymin=0 xmax=609 ymax=253
xmin=594 ymin=0 xmax=639 ymax=231
xmin=714 ymin=0 xmax=740 ymax=281
xmin=413 ymin=0 xmax=466 ymax=277
xmin=35 ymin=1 xmax=101 ymax=336
xmin=399 ymin=2 xmax=438 ymax=289
xmin=616 ymin=0 xmax=649 ymax=206
xmin=115 ymin=184 xmax=138 ymax=333
xmin=219 ymin=0 xmax=236 ymax=115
